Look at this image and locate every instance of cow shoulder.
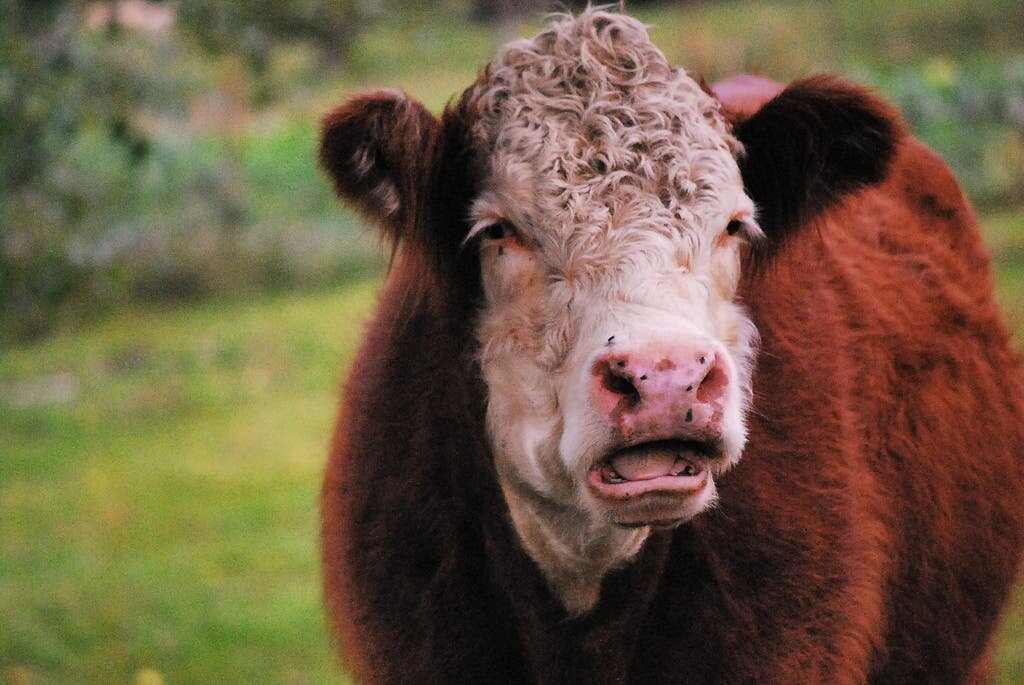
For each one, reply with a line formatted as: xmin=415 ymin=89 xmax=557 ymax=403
xmin=888 ymin=137 xmax=992 ymax=274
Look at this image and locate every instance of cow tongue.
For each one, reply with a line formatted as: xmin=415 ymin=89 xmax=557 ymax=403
xmin=609 ymin=443 xmax=684 ymax=481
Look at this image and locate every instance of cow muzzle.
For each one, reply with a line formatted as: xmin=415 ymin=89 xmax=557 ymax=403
xmin=585 ymin=340 xmax=733 ymax=526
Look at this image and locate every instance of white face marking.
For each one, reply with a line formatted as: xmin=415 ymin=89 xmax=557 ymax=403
xmin=463 ymin=10 xmax=761 ymax=609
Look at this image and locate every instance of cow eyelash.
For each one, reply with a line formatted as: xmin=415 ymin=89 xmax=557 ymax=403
xmin=480 ymin=220 xmax=517 ymax=241
xmin=460 ymin=217 xmax=520 ymax=250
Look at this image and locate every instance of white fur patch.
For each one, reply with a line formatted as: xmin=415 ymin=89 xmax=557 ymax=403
xmin=463 ymin=9 xmax=761 ymax=612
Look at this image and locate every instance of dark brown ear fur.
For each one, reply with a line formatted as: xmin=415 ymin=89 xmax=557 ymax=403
xmin=320 ymin=90 xmax=483 ymax=294
xmin=734 ymin=75 xmax=907 ymax=255
xmin=319 ymin=90 xmax=441 ymax=246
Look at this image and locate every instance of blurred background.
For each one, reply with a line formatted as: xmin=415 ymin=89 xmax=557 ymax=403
xmin=1 ymin=0 xmax=1021 ymax=682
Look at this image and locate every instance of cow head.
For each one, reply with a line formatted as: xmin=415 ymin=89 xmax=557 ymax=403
xmin=321 ymin=10 xmax=903 ymax=613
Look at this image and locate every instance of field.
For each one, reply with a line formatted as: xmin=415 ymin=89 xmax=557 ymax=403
xmin=3 ymin=0 xmax=1024 ymax=682
xmin=0 ymin=284 xmax=377 ymax=683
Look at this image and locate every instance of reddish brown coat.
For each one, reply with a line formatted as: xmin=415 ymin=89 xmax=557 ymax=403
xmin=320 ymin=77 xmax=1024 ymax=684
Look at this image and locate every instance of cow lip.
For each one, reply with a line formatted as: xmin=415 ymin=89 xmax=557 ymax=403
xmin=586 ymin=439 xmax=718 ymax=501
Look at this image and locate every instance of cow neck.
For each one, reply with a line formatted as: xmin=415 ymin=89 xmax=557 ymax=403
xmin=481 ymin=487 xmax=674 ymax=685
xmin=499 ymin=478 xmax=650 ymax=615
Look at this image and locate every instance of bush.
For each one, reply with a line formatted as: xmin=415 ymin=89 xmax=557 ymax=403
xmin=859 ymin=57 xmax=1024 ymax=207
xmin=0 ymin=2 xmax=380 ymax=345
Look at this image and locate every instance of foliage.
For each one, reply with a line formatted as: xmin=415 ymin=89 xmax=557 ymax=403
xmin=178 ymin=0 xmax=362 ymax=77
xmin=860 ymin=57 xmax=1024 ymax=206
xmin=2 ymin=5 xmax=132 ymax=339
xmin=0 ymin=1 xmax=379 ymax=344
xmin=1 ymin=2 xmax=211 ymax=341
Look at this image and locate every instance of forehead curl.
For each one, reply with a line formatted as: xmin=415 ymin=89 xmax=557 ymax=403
xmin=463 ymin=10 xmax=743 ymax=255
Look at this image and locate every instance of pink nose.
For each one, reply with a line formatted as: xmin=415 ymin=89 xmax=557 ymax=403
xmin=590 ymin=344 xmax=730 ymax=442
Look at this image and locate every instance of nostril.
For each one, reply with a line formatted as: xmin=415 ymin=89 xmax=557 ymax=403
xmin=695 ymin=362 xmax=728 ymax=403
xmin=602 ymin=366 xmax=641 ymax=407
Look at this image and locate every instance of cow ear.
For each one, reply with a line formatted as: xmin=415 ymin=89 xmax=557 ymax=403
xmin=734 ymin=75 xmax=906 ymax=254
xmin=319 ymin=90 xmax=441 ymax=245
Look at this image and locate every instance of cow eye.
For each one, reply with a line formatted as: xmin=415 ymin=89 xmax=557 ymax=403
xmin=725 ymin=219 xmax=744 ymax=237
xmin=482 ymin=220 xmax=517 ymax=241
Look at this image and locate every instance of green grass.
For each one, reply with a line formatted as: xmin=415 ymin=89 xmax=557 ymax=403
xmin=1 ymin=283 xmax=380 ymax=684
xmin=2 ymin=206 xmax=1023 ymax=683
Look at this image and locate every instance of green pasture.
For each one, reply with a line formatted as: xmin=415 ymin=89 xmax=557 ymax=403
xmin=0 ymin=284 xmax=378 ymax=684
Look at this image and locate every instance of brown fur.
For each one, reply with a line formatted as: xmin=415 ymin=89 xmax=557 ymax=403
xmin=320 ymin=73 xmax=1024 ymax=684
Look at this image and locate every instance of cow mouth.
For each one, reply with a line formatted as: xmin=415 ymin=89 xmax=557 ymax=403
xmin=587 ymin=439 xmax=716 ymax=503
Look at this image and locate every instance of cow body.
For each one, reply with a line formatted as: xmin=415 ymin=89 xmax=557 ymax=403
xmin=320 ymin=11 xmax=1024 ymax=684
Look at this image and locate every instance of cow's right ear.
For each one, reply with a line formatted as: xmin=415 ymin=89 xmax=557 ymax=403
xmin=319 ymin=90 xmax=441 ymax=245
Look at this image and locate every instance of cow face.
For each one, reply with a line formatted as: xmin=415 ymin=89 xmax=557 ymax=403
xmin=320 ymin=10 xmax=903 ymax=611
xmin=464 ymin=14 xmax=760 ymax=534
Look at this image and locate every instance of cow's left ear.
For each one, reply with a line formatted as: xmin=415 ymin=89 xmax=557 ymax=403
xmin=733 ymin=75 xmax=907 ymax=253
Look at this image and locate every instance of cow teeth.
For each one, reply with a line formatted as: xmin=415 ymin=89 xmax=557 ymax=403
xmin=601 ymin=463 xmax=627 ymax=484
xmin=672 ymin=456 xmax=697 ymax=477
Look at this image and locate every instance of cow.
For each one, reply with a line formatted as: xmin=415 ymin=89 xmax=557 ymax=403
xmin=318 ymin=10 xmax=1024 ymax=684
